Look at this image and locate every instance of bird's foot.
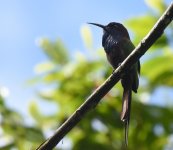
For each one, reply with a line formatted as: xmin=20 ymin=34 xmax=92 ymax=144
xmin=118 ymin=63 xmax=122 ymax=67
xmin=112 ymin=63 xmax=122 ymax=74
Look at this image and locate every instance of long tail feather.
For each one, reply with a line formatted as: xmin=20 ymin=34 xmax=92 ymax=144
xmin=125 ymin=120 xmax=129 ymax=146
xmin=121 ymin=85 xmax=132 ymax=146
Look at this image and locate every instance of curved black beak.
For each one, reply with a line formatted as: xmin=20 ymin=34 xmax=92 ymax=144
xmin=88 ymin=22 xmax=108 ymax=32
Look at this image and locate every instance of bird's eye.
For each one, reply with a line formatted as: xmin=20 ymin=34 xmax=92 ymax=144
xmin=113 ymin=24 xmax=118 ymax=28
xmin=109 ymin=23 xmax=118 ymax=28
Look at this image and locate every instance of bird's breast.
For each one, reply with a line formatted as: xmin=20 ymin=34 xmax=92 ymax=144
xmin=106 ymin=48 xmax=123 ymax=69
xmin=102 ymin=35 xmax=118 ymax=53
xmin=103 ymin=35 xmax=125 ymax=68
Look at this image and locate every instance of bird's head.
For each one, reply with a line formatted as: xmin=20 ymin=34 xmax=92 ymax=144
xmin=88 ymin=22 xmax=130 ymax=39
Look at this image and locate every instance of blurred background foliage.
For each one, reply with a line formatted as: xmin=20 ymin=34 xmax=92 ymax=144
xmin=1 ymin=0 xmax=173 ymax=149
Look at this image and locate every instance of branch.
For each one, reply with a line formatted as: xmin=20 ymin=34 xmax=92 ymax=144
xmin=36 ymin=2 xmax=173 ymax=150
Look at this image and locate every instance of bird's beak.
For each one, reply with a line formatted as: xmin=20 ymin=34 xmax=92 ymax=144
xmin=88 ymin=23 xmax=108 ymax=32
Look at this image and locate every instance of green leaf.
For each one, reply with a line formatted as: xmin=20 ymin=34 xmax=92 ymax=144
xmin=80 ymin=25 xmax=93 ymax=49
xmin=38 ymin=38 xmax=69 ymax=65
xmin=34 ymin=61 xmax=56 ymax=74
xmin=142 ymin=54 xmax=173 ymax=86
xmin=145 ymin=0 xmax=166 ymax=13
xmin=24 ymin=127 xmax=44 ymax=142
xmin=29 ymin=101 xmax=43 ymax=123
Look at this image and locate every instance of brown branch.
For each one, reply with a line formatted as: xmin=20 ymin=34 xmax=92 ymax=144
xmin=36 ymin=2 xmax=173 ymax=150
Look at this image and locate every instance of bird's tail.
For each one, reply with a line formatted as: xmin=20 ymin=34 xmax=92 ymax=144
xmin=120 ymin=85 xmax=132 ymax=146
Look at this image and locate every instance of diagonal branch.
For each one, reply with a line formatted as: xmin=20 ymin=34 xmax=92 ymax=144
xmin=36 ymin=2 xmax=173 ymax=150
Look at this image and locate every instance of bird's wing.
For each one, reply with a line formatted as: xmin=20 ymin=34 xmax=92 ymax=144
xmin=119 ymin=38 xmax=140 ymax=73
xmin=118 ymin=38 xmax=140 ymax=92
xmin=119 ymin=38 xmax=135 ymax=58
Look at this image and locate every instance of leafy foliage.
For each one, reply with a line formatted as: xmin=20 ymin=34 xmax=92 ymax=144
xmin=1 ymin=0 xmax=173 ymax=150
xmin=0 ymin=96 xmax=44 ymax=150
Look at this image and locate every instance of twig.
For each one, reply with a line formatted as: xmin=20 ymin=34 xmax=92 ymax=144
xmin=36 ymin=2 xmax=173 ymax=150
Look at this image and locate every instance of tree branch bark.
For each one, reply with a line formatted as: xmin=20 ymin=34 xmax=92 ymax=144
xmin=36 ymin=2 xmax=173 ymax=150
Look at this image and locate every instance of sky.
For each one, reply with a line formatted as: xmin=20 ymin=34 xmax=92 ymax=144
xmin=0 ymin=0 xmax=172 ymax=118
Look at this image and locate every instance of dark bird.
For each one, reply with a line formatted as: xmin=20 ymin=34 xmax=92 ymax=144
xmin=88 ymin=22 xmax=140 ymax=146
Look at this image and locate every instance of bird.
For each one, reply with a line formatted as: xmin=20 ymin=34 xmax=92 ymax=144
xmin=88 ymin=22 xmax=140 ymax=146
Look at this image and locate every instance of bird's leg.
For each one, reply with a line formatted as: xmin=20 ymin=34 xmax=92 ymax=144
xmin=112 ymin=63 xmax=122 ymax=74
